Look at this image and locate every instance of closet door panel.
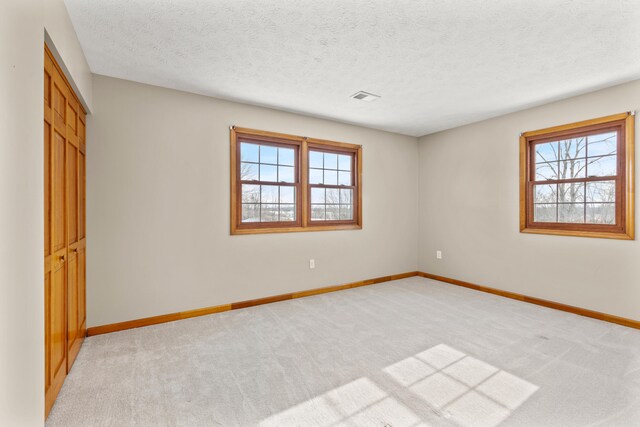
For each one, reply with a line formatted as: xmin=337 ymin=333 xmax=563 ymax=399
xmin=67 ymin=249 xmax=80 ymax=367
xmin=78 ymin=246 xmax=86 ymax=331
xmin=66 ymin=98 xmax=78 ymax=139
xmin=52 ymin=73 xmax=67 ymax=139
xmin=68 ymin=145 xmax=78 ymax=245
xmin=52 ymin=132 xmax=66 ymax=252
xmin=50 ymin=259 xmax=66 ymax=377
xmin=45 ymin=121 xmax=51 ymax=257
xmin=46 ymin=255 xmax=67 ymax=417
xmin=44 ymin=270 xmax=51 ymax=390
xmin=79 ymin=150 xmax=86 ymax=239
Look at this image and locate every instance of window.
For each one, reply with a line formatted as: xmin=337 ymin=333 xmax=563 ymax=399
xmin=237 ymin=139 xmax=301 ymax=227
xmin=309 ymin=146 xmax=356 ymax=223
xmin=231 ymin=127 xmax=362 ymax=234
xmin=520 ymin=112 xmax=634 ymax=239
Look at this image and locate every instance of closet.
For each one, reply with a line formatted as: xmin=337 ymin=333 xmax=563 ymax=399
xmin=44 ymin=45 xmax=87 ymax=418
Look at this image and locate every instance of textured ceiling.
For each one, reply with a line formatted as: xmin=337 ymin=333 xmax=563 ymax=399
xmin=65 ymin=0 xmax=640 ymax=137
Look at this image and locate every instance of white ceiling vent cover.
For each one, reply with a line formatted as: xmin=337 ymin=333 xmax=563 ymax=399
xmin=350 ymin=91 xmax=381 ymax=102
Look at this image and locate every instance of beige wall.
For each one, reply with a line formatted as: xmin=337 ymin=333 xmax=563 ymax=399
xmin=87 ymin=75 xmax=419 ymax=327
xmin=418 ymin=79 xmax=640 ymax=321
xmin=44 ymin=0 xmax=93 ymax=111
xmin=0 ymin=0 xmax=44 ymax=425
xmin=0 ymin=1 xmax=91 ymax=424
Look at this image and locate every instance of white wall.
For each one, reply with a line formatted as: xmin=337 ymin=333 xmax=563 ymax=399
xmin=88 ymin=75 xmax=419 ymax=327
xmin=44 ymin=0 xmax=93 ymax=111
xmin=0 ymin=1 xmax=45 ymax=425
xmin=418 ymin=80 xmax=640 ymax=321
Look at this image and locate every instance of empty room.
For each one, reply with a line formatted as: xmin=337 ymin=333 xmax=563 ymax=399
xmin=2 ymin=0 xmax=640 ymax=426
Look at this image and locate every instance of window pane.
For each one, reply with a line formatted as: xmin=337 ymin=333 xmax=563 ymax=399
xmin=586 ymin=203 xmax=615 ymax=224
xmin=535 ymin=142 xmax=558 ymax=163
xmin=311 ymin=205 xmax=325 ymax=220
xmin=587 ymin=155 xmax=616 ymax=177
xmin=242 ymin=204 xmax=260 ymax=222
xmin=340 ymin=204 xmax=353 ymax=220
xmin=260 ymin=164 xmax=277 ymax=182
xmin=309 ymin=168 xmax=323 ymax=184
xmin=240 ymin=162 xmax=259 ymax=181
xmin=535 ymin=162 xmax=557 ymax=181
xmin=534 ymin=204 xmax=557 ymax=222
xmin=324 ymin=153 xmax=338 ymax=170
xmin=278 ymin=166 xmax=295 ymax=183
xmin=311 ymin=187 xmax=325 ymax=203
xmin=338 ymin=155 xmax=352 ymax=171
xmin=558 ymin=203 xmax=584 ymax=223
xmin=338 ymin=171 xmax=351 ymax=186
xmin=241 ymin=184 xmax=260 ymax=203
xmin=278 ymin=147 xmax=295 ymax=166
xmin=280 ymin=186 xmax=295 ymax=203
xmin=558 ymin=183 xmax=584 ymax=203
xmin=260 ymin=204 xmax=279 ymax=222
xmin=326 ymin=204 xmax=340 ymax=220
xmin=558 ymin=159 xmax=586 ymax=179
xmin=325 ymin=188 xmax=339 ymax=204
xmin=279 ymin=204 xmax=296 ymax=221
xmin=559 ymin=137 xmax=586 ymax=161
xmin=588 ymin=132 xmax=617 ymax=156
xmin=240 ymin=143 xmax=259 ymax=162
xmin=261 ymin=185 xmax=279 ymax=203
xmin=340 ymin=189 xmax=353 ymax=204
xmin=309 ymin=151 xmax=323 ymax=168
xmin=533 ymin=184 xmax=556 ymax=204
xmin=586 ymin=181 xmax=615 ymax=203
xmin=324 ymin=170 xmax=338 ymax=185
xmin=260 ymin=145 xmax=277 ymax=164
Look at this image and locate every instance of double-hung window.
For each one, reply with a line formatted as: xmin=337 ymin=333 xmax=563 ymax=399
xmin=520 ymin=113 xmax=634 ymax=239
xmin=308 ymin=145 xmax=356 ymax=223
xmin=231 ymin=127 xmax=362 ymax=234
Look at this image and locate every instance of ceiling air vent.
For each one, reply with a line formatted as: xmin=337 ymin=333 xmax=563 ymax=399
xmin=350 ymin=91 xmax=381 ymax=102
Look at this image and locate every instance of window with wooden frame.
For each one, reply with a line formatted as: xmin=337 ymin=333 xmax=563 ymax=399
xmin=520 ymin=112 xmax=635 ymax=240
xmin=230 ymin=127 xmax=362 ymax=234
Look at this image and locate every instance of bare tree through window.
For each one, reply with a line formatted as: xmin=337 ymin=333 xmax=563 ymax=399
xmin=533 ymin=132 xmax=617 ymax=224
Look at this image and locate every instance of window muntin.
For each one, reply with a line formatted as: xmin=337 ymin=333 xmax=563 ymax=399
xmin=231 ymin=127 xmax=362 ymax=234
xmin=520 ymin=113 xmax=634 ymax=239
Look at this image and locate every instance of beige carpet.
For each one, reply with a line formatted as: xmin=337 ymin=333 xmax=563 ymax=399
xmin=46 ymin=277 xmax=640 ymax=426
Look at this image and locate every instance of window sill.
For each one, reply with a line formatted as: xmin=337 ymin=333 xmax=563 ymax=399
xmin=520 ymin=226 xmax=634 ymax=240
xmin=231 ymin=223 xmax=362 ymax=235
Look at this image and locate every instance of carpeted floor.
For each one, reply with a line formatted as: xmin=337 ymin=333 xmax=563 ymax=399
xmin=46 ymin=277 xmax=640 ymax=427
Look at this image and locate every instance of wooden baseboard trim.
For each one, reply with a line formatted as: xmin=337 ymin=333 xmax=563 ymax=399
xmin=88 ymin=270 xmax=639 ymax=336
xmin=86 ymin=271 xmax=419 ymax=336
xmin=418 ymin=272 xmax=640 ymax=330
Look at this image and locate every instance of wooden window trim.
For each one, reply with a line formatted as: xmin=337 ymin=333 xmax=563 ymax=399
xmin=519 ymin=112 xmax=635 ymax=240
xmin=231 ymin=127 xmax=362 ymax=235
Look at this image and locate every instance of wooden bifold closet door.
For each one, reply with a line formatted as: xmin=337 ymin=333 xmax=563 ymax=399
xmin=44 ymin=45 xmax=87 ymax=418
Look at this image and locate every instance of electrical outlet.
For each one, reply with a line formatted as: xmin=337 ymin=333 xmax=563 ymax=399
xmin=436 ymin=250 xmax=442 ymax=260
xmin=309 ymin=259 xmax=315 ymax=269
